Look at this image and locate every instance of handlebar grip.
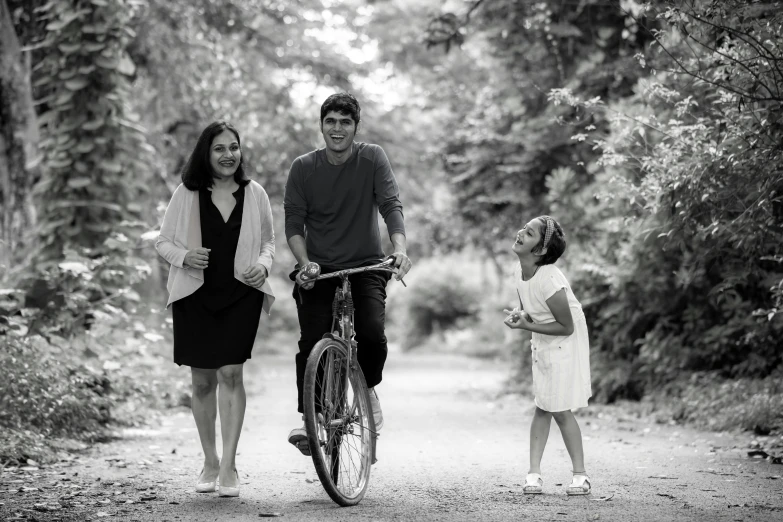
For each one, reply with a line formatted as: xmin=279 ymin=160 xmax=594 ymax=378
xmin=301 ymin=262 xmax=321 ymax=279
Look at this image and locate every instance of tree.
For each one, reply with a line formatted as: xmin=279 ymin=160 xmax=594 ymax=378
xmin=425 ymin=0 xmax=655 ymax=257
xmin=426 ymin=0 xmax=783 ymax=398
xmin=0 ymin=0 xmax=39 ymax=272
xmin=13 ymin=0 xmax=155 ymax=338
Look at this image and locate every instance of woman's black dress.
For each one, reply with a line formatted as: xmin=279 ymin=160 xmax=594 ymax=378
xmin=172 ymin=183 xmax=264 ymax=369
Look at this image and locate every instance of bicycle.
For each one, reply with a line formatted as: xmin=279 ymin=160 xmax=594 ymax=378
xmin=299 ymin=258 xmax=403 ymax=506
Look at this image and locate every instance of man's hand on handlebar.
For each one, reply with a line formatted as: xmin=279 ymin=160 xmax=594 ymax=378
xmin=387 ymin=252 xmax=412 ymax=282
xmin=296 ymin=262 xmax=320 ymax=290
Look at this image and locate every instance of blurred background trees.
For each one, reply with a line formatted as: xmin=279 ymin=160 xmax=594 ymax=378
xmin=423 ymin=0 xmax=782 ymax=408
xmin=1 ymin=0 xmax=781 ymax=452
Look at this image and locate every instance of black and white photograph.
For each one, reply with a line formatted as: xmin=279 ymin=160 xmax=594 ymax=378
xmin=1 ymin=0 xmax=781 ymax=520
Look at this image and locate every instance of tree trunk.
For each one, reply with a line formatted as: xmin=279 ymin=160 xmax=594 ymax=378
xmin=0 ymin=0 xmax=39 ymax=275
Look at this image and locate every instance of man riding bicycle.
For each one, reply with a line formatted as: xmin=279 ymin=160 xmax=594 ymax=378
xmin=283 ymin=93 xmax=412 ymax=455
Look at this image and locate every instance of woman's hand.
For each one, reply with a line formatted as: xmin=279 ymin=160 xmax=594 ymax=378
xmin=243 ymin=264 xmax=268 ymax=289
xmin=184 ymin=248 xmax=210 ymax=269
xmin=503 ymin=307 xmax=534 ymax=330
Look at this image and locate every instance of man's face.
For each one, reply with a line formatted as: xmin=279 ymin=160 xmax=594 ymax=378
xmin=320 ymin=110 xmax=358 ymax=154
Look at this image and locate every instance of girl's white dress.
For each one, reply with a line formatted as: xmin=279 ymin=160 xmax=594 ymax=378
xmin=515 ymin=263 xmax=592 ymax=412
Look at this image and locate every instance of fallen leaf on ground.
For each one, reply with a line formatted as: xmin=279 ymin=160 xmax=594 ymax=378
xmin=748 ymin=450 xmax=783 ymax=464
xmin=591 ymin=493 xmax=615 ymax=501
xmin=648 ymin=475 xmax=678 ymax=479
xmin=259 ymin=514 xmax=284 ymax=518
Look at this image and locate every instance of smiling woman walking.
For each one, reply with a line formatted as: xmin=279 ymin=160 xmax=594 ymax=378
xmin=156 ymin=121 xmax=275 ymax=498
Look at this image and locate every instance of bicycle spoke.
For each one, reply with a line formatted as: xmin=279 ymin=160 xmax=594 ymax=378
xmin=304 ymin=339 xmax=374 ymax=505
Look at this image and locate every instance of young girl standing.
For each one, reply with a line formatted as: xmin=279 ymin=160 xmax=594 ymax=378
xmin=504 ymin=215 xmax=592 ymax=495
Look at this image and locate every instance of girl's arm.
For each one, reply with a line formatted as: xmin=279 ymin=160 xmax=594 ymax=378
xmin=504 ymin=289 xmax=574 ymax=336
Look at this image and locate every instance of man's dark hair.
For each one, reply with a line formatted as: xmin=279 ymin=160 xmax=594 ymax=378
xmin=181 ymin=121 xmax=249 ymax=191
xmin=533 ymin=216 xmax=567 ymax=266
xmin=320 ymin=93 xmax=361 ymax=125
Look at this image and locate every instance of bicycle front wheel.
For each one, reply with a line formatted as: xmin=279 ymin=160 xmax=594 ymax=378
xmin=303 ymin=338 xmax=375 ymax=506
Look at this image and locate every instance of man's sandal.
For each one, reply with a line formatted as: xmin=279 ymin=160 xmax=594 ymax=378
xmin=523 ymin=473 xmax=543 ymax=494
xmin=566 ymin=473 xmax=591 ymax=496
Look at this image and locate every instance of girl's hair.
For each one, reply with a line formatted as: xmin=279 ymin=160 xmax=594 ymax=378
xmin=181 ymin=121 xmax=249 ymax=190
xmin=320 ymin=92 xmax=361 ymax=125
xmin=533 ymin=215 xmax=566 ymax=266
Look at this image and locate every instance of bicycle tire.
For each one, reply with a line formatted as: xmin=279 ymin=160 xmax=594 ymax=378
xmin=303 ymin=337 xmax=375 ymax=506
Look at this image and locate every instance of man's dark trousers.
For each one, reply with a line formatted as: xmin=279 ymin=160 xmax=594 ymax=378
xmin=292 ymin=268 xmax=390 ymax=413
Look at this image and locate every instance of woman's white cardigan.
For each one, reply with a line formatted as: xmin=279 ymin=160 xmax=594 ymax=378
xmin=155 ymin=181 xmax=275 ymax=314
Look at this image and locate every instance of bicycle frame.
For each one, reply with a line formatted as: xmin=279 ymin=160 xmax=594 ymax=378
xmin=311 ymin=260 xmax=398 ymax=443
xmin=312 ymin=259 xmax=399 ymax=367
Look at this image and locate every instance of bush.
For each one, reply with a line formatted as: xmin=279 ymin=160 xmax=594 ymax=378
xmin=648 ymin=371 xmax=783 ymax=435
xmin=0 ymin=336 xmax=113 ymax=441
xmin=387 ymin=256 xmax=484 ymax=349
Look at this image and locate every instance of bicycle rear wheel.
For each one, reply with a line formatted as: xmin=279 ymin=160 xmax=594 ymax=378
xmin=303 ymin=338 xmax=375 ymax=506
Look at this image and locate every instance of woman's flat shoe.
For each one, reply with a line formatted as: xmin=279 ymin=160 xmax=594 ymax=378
xmin=218 ymin=470 xmax=240 ymax=498
xmin=195 ymin=468 xmax=217 ymax=493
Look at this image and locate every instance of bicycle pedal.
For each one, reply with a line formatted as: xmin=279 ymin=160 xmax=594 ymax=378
xmin=295 ymin=441 xmax=311 ymax=456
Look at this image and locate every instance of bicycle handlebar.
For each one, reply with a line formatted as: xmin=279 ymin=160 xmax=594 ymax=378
xmin=309 ymin=259 xmax=406 ymax=286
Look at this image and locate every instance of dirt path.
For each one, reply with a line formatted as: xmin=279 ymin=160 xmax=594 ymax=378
xmin=2 ymin=352 xmax=782 ymax=521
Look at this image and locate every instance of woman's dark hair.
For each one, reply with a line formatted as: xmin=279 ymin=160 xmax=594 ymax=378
xmin=320 ymin=93 xmax=361 ymax=125
xmin=181 ymin=121 xmax=249 ymax=190
xmin=533 ymin=215 xmax=567 ymax=266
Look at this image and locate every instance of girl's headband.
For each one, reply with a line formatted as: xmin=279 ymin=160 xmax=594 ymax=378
xmin=542 ymin=216 xmax=555 ymax=249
